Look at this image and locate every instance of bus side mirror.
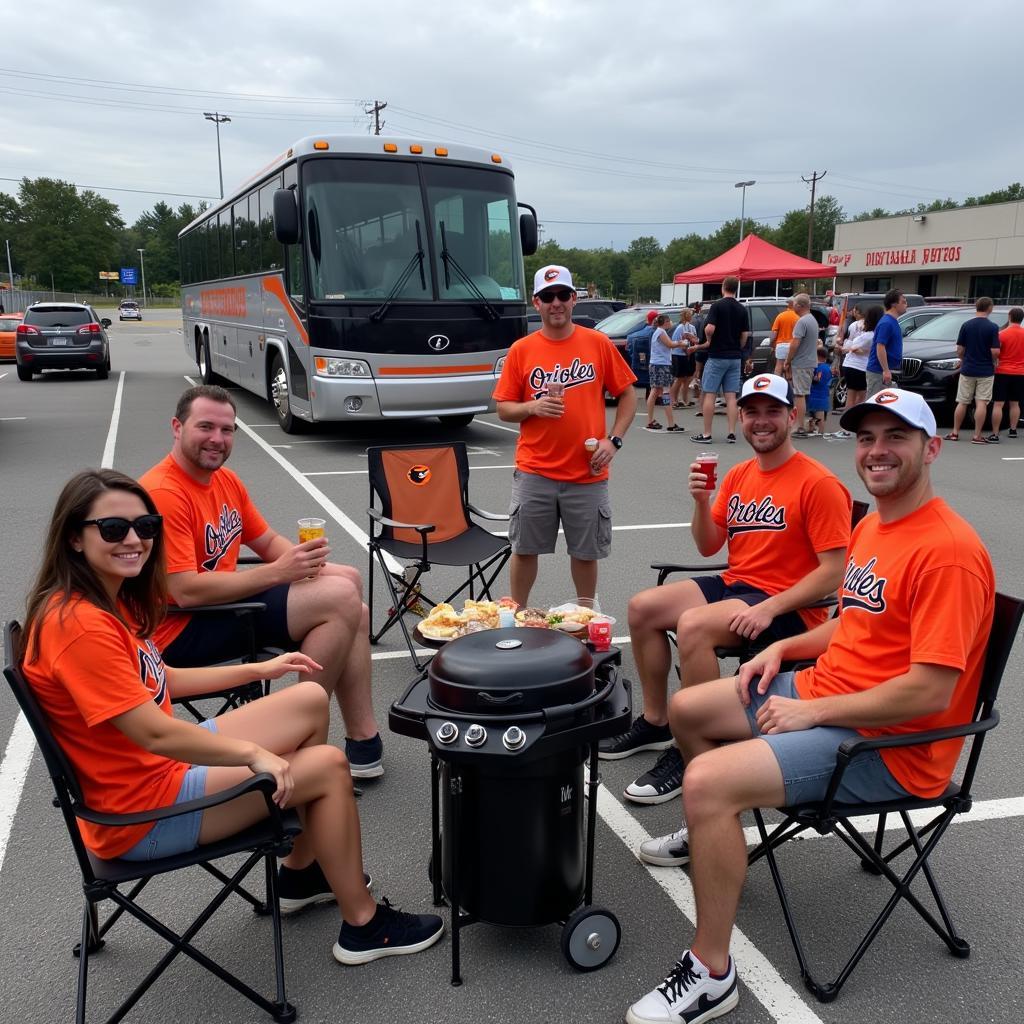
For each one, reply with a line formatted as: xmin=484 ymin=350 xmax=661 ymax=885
xmin=519 ymin=204 xmax=538 ymax=257
xmin=273 ymin=189 xmax=300 ymax=246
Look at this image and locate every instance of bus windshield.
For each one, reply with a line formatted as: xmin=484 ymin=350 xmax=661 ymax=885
xmin=302 ymin=157 xmax=524 ymax=302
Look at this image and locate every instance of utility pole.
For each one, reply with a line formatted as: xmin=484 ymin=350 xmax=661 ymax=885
xmin=203 ymin=112 xmax=231 ymax=199
xmin=365 ymin=99 xmax=387 ymax=135
xmin=802 ymin=170 xmax=827 ymax=260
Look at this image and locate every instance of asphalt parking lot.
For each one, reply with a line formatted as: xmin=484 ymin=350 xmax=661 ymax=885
xmin=0 ymin=313 xmax=1022 ymax=1023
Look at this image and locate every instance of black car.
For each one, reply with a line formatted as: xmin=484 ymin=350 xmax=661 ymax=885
xmin=896 ymin=306 xmax=1011 ymax=418
xmin=15 ymin=303 xmax=112 ymax=381
xmin=740 ymin=299 xmax=831 ymax=377
xmin=573 ymin=298 xmax=627 ymax=322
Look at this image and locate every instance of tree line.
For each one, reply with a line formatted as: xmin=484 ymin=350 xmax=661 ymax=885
xmin=2 ymin=175 xmax=1020 ymax=300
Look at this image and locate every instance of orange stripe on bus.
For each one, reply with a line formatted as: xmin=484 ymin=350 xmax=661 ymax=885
xmin=261 ymin=277 xmax=309 ymax=345
xmin=377 ymin=364 xmax=492 ymax=376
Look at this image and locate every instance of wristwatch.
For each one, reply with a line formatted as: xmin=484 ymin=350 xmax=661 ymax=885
xmin=608 ymin=435 xmax=623 ymax=450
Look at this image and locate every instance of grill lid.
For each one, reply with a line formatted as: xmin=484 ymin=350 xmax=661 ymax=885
xmin=428 ymin=627 xmax=595 ymax=715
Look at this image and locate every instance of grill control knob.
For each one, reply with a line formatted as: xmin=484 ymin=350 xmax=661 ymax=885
xmin=465 ymin=723 xmax=487 ymax=747
xmin=435 ymin=722 xmax=459 ymax=745
xmin=502 ymin=726 xmax=525 ymax=751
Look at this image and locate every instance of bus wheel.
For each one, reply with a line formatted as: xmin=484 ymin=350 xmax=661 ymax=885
xmin=438 ymin=413 xmax=475 ymax=428
xmin=269 ymin=352 xmax=305 ymax=434
xmin=198 ymin=334 xmax=217 ymax=385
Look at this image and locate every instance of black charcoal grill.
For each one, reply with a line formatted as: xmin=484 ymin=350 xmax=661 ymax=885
xmin=389 ymin=626 xmax=632 ymax=985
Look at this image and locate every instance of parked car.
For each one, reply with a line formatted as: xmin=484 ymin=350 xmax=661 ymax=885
xmin=0 ymin=312 xmax=23 ymax=361
xmin=15 ymin=303 xmax=112 ymax=381
xmin=594 ymin=305 xmax=686 ymax=388
xmin=896 ymin=306 xmax=1012 ymax=419
xmin=118 ymin=300 xmax=142 ymax=321
xmin=898 ymin=303 xmax=969 ymax=338
xmin=572 ymin=298 xmax=627 ymax=322
xmin=740 ymin=298 xmax=831 ymax=371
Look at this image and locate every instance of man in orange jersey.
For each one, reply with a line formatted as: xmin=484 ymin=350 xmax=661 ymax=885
xmin=140 ymin=385 xmax=384 ymax=780
xmin=494 ymin=265 xmax=636 ymax=607
xmin=627 ymin=389 xmax=993 ymax=1024
xmin=612 ymin=373 xmax=851 ymax=806
xmin=989 ymin=305 xmax=1024 ymax=440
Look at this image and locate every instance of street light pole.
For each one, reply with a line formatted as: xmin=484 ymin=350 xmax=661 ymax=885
xmin=137 ymin=248 xmax=147 ymax=307
xmin=203 ymin=112 xmax=231 ymax=199
xmin=734 ymin=180 xmax=756 ymax=243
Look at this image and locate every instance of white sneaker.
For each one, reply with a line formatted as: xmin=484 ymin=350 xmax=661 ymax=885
xmin=627 ymin=950 xmax=738 ymax=1024
xmin=638 ymin=827 xmax=690 ymax=866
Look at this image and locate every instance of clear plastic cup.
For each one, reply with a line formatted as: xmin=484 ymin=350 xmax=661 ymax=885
xmin=546 ymin=380 xmax=565 ymax=399
xmin=694 ymin=452 xmax=718 ymax=491
xmin=297 ymin=517 xmax=326 ymax=543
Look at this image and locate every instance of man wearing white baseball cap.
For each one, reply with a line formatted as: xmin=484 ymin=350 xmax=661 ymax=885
xmin=616 ymin=373 xmax=851 ymax=805
xmin=626 ymin=387 xmax=994 ymax=1024
xmin=494 ymin=265 xmax=637 ymax=606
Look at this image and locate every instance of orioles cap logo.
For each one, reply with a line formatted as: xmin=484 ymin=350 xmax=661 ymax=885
xmin=753 ymin=376 xmax=772 ymax=390
xmin=544 ymin=268 xmax=560 ymax=281
xmin=408 ymin=465 xmax=431 ymax=485
xmin=876 ymin=391 xmax=900 ymax=404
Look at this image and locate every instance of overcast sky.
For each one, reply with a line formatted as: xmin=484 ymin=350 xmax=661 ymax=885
xmin=1 ymin=0 xmax=1019 ymax=252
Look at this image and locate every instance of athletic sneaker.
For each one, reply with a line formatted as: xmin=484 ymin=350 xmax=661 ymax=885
xmin=346 ymin=733 xmax=384 ymax=779
xmin=598 ymin=714 xmax=673 ymax=760
xmin=830 ymin=429 xmax=853 ymax=440
xmin=689 ymin=433 xmax=713 ymax=444
xmin=627 ymin=950 xmax=738 ymax=1024
xmin=638 ymin=827 xmax=690 ymax=866
xmin=1009 ymin=429 xmax=1018 ymax=438
xmin=333 ymin=897 xmax=445 ymax=965
xmin=278 ymin=861 xmax=372 ymax=915
xmin=726 ymin=433 xmax=736 ymax=444
xmin=624 ymin=746 xmax=684 ymax=804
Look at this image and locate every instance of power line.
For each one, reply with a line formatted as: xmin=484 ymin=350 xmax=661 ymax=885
xmin=0 ymin=175 xmax=215 ymax=201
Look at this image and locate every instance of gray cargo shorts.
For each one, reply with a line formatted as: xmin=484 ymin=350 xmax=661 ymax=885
xmin=508 ymin=470 xmax=613 ymax=560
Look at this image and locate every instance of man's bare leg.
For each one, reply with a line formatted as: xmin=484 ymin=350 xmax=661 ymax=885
xmin=570 ymin=556 xmax=598 ymax=602
xmin=700 ymin=389 xmax=715 ymax=436
xmin=510 ymin=552 xmax=539 ymax=608
xmin=724 ymin=393 xmax=738 ymax=437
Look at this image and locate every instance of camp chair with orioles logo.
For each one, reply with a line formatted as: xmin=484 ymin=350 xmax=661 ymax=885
xmin=367 ymin=442 xmax=510 ymax=669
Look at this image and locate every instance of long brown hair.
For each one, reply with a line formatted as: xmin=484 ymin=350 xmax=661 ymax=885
xmin=24 ymin=469 xmax=167 ymax=661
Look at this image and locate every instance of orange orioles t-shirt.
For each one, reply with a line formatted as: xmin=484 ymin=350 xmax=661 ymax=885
xmin=493 ymin=326 xmax=636 ymax=483
xmin=140 ymin=454 xmax=269 ymax=650
xmin=711 ymin=451 xmax=852 ymax=628
xmin=23 ymin=597 xmax=188 ymax=859
xmin=795 ymin=498 xmax=994 ymax=799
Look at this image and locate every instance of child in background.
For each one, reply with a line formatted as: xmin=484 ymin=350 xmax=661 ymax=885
xmin=806 ymin=347 xmax=832 ymax=436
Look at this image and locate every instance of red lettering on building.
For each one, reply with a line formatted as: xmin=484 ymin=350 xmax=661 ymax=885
xmin=867 ymin=246 xmax=963 ymax=269
xmin=200 ymin=287 xmax=247 ymax=318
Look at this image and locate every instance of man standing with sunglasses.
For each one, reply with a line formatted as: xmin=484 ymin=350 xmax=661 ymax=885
xmin=140 ymin=385 xmax=384 ymax=780
xmin=494 ymin=265 xmax=637 ymax=607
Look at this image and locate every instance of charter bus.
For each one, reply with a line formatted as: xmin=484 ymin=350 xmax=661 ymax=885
xmin=178 ymin=135 xmax=537 ymax=432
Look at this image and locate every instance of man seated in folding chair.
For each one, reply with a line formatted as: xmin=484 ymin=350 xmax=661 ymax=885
xmin=626 ymin=390 xmax=994 ymax=1024
xmin=140 ymin=385 xmax=384 ymax=780
xmin=21 ymin=469 xmax=444 ymax=977
xmin=610 ymin=374 xmax=851 ymax=805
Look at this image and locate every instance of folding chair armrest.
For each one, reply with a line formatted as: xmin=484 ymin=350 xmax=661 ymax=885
xmin=74 ymin=773 xmax=281 ymax=828
xmin=651 ymin=562 xmax=728 ymax=586
xmin=818 ymin=712 xmax=1000 ymax=811
xmin=367 ymin=508 xmax=436 ymax=534
xmin=167 ymin=601 xmax=268 ymax=616
xmin=465 ymin=502 xmax=509 ymax=523
xmin=237 ymin=555 xmax=265 ymax=565
xmin=804 ymin=593 xmax=839 ymax=610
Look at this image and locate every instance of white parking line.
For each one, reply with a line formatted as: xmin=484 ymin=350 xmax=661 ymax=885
xmin=0 ymin=417 xmax=26 ymax=421
xmin=473 ymin=418 xmax=521 ymax=435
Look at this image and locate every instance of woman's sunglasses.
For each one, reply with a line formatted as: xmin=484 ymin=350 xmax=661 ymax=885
xmin=79 ymin=514 xmax=163 ymax=543
xmin=536 ymin=289 xmax=574 ymax=304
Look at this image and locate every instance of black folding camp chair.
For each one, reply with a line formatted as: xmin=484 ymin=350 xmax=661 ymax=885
xmin=3 ymin=620 xmax=302 ymax=1024
xmin=746 ymin=591 xmax=1023 ymax=1002
xmin=367 ymin=442 xmax=510 ymax=669
xmin=651 ymin=499 xmax=869 ymax=669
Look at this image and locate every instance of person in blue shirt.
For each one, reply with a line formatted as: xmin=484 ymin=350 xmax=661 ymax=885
xmin=865 ymin=289 xmax=908 ymax=396
xmin=805 ymin=347 xmax=833 ymax=436
xmin=626 ymin=310 xmax=658 ymax=396
xmin=946 ymin=297 xmax=1001 ymax=444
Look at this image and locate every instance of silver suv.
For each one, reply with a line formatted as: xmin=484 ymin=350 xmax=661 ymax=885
xmin=15 ymin=303 xmax=112 ymax=381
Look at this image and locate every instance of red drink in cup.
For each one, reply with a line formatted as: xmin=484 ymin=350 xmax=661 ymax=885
xmin=547 ymin=380 xmax=565 ymax=399
xmin=695 ymin=452 xmax=719 ymax=491
xmin=587 ymin=615 xmax=614 ymax=651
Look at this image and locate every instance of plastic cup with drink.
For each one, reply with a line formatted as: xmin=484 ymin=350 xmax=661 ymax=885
xmin=585 ymin=436 xmax=600 ymax=474
xmin=587 ymin=615 xmax=615 ymax=652
xmin=694 ymin=452 xmax=719 ymax=491
xmin=546 ymin=379 xmax=565 ymax=400
xmin=298 ymin=517 xmax=326 ymax=579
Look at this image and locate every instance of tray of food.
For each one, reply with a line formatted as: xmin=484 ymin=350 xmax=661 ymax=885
xmin=415 ymin=599 xmax=604 ymax=645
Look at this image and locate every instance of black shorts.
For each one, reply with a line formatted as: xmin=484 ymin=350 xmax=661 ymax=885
xmin=993 ymin=374 xmax=1024 ymax=403
xmin=162 ymin=584 xmax=294 ymax=666
xmin=672 ymin=353 xmax=696 ymax=378
xmin=692 ymin=575 xmax=807 ymax=642
xmin=841 ymin=366 xmax=867 ymax=391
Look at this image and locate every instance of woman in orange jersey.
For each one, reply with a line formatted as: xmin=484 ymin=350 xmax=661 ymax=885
xmin=22 ymin=469 xmax=443 ymax=965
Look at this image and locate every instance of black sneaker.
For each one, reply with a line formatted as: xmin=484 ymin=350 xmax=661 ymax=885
xmin=726 ymin=433 xmax=737 ymax=444
xmin=278 ymin=861 xmax=372 ymax=915
xmin=346 ymin=733 xmax=384 ymax=779
xmin=598 ymin=714 xmax=673 ymax=760
xmin=624 ymin=746 xmax=684 ymax=804
xmin=1010 ymin=429 xmax=1018 ymax=438
xmin=333 ymin=897 xmax=445 ymax=965
xmin=689 ymin=433 xmax=713 ymax=443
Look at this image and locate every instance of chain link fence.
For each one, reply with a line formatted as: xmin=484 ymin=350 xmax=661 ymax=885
xmin=0 ymin=288 xmax=180 ymax=312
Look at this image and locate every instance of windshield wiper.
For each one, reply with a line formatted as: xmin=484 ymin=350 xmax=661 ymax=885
xmin=439 ymin=220 xmax=500 ymax=322
xmin=369 ymin=220 xmax=427 ymax=323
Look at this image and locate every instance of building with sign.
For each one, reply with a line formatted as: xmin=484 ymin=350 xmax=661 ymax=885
xmin=822 ymin=200 xmax=1024 ymax=304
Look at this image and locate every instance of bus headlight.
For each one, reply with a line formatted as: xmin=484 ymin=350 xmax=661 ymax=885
xmin=494 ymin=355 xmax=506 ymax=375
xmin=314 ymin=357 xmax=371 ymax=377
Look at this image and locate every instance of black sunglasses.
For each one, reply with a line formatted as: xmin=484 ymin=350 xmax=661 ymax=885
xmin=536 ymin=289 xmax=574 ymax=303
xmin=80 ymin=514 xmax=163 ymax=543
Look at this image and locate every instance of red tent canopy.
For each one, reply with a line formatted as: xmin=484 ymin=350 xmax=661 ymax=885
xmin=673 ymin=234 xmax=837 ymax=283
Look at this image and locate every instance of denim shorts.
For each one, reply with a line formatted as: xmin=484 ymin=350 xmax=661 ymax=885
xmin=120 ymin=719 xmax=218 ymax=862
xmin=744 ymin=672 xmax=911 ymax=806
xmin=701 ymin=358 xmax=742 ymax=396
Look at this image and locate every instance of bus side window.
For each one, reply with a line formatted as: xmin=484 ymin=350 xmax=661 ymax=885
xmin=259 ymin=180 xmax=284 ymax=272
xmin=288 ymin=242 xmax=305 ymax=310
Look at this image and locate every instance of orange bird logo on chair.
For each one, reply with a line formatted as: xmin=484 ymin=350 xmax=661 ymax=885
xmin=408 ymin=465 xmax=431 ymax=485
